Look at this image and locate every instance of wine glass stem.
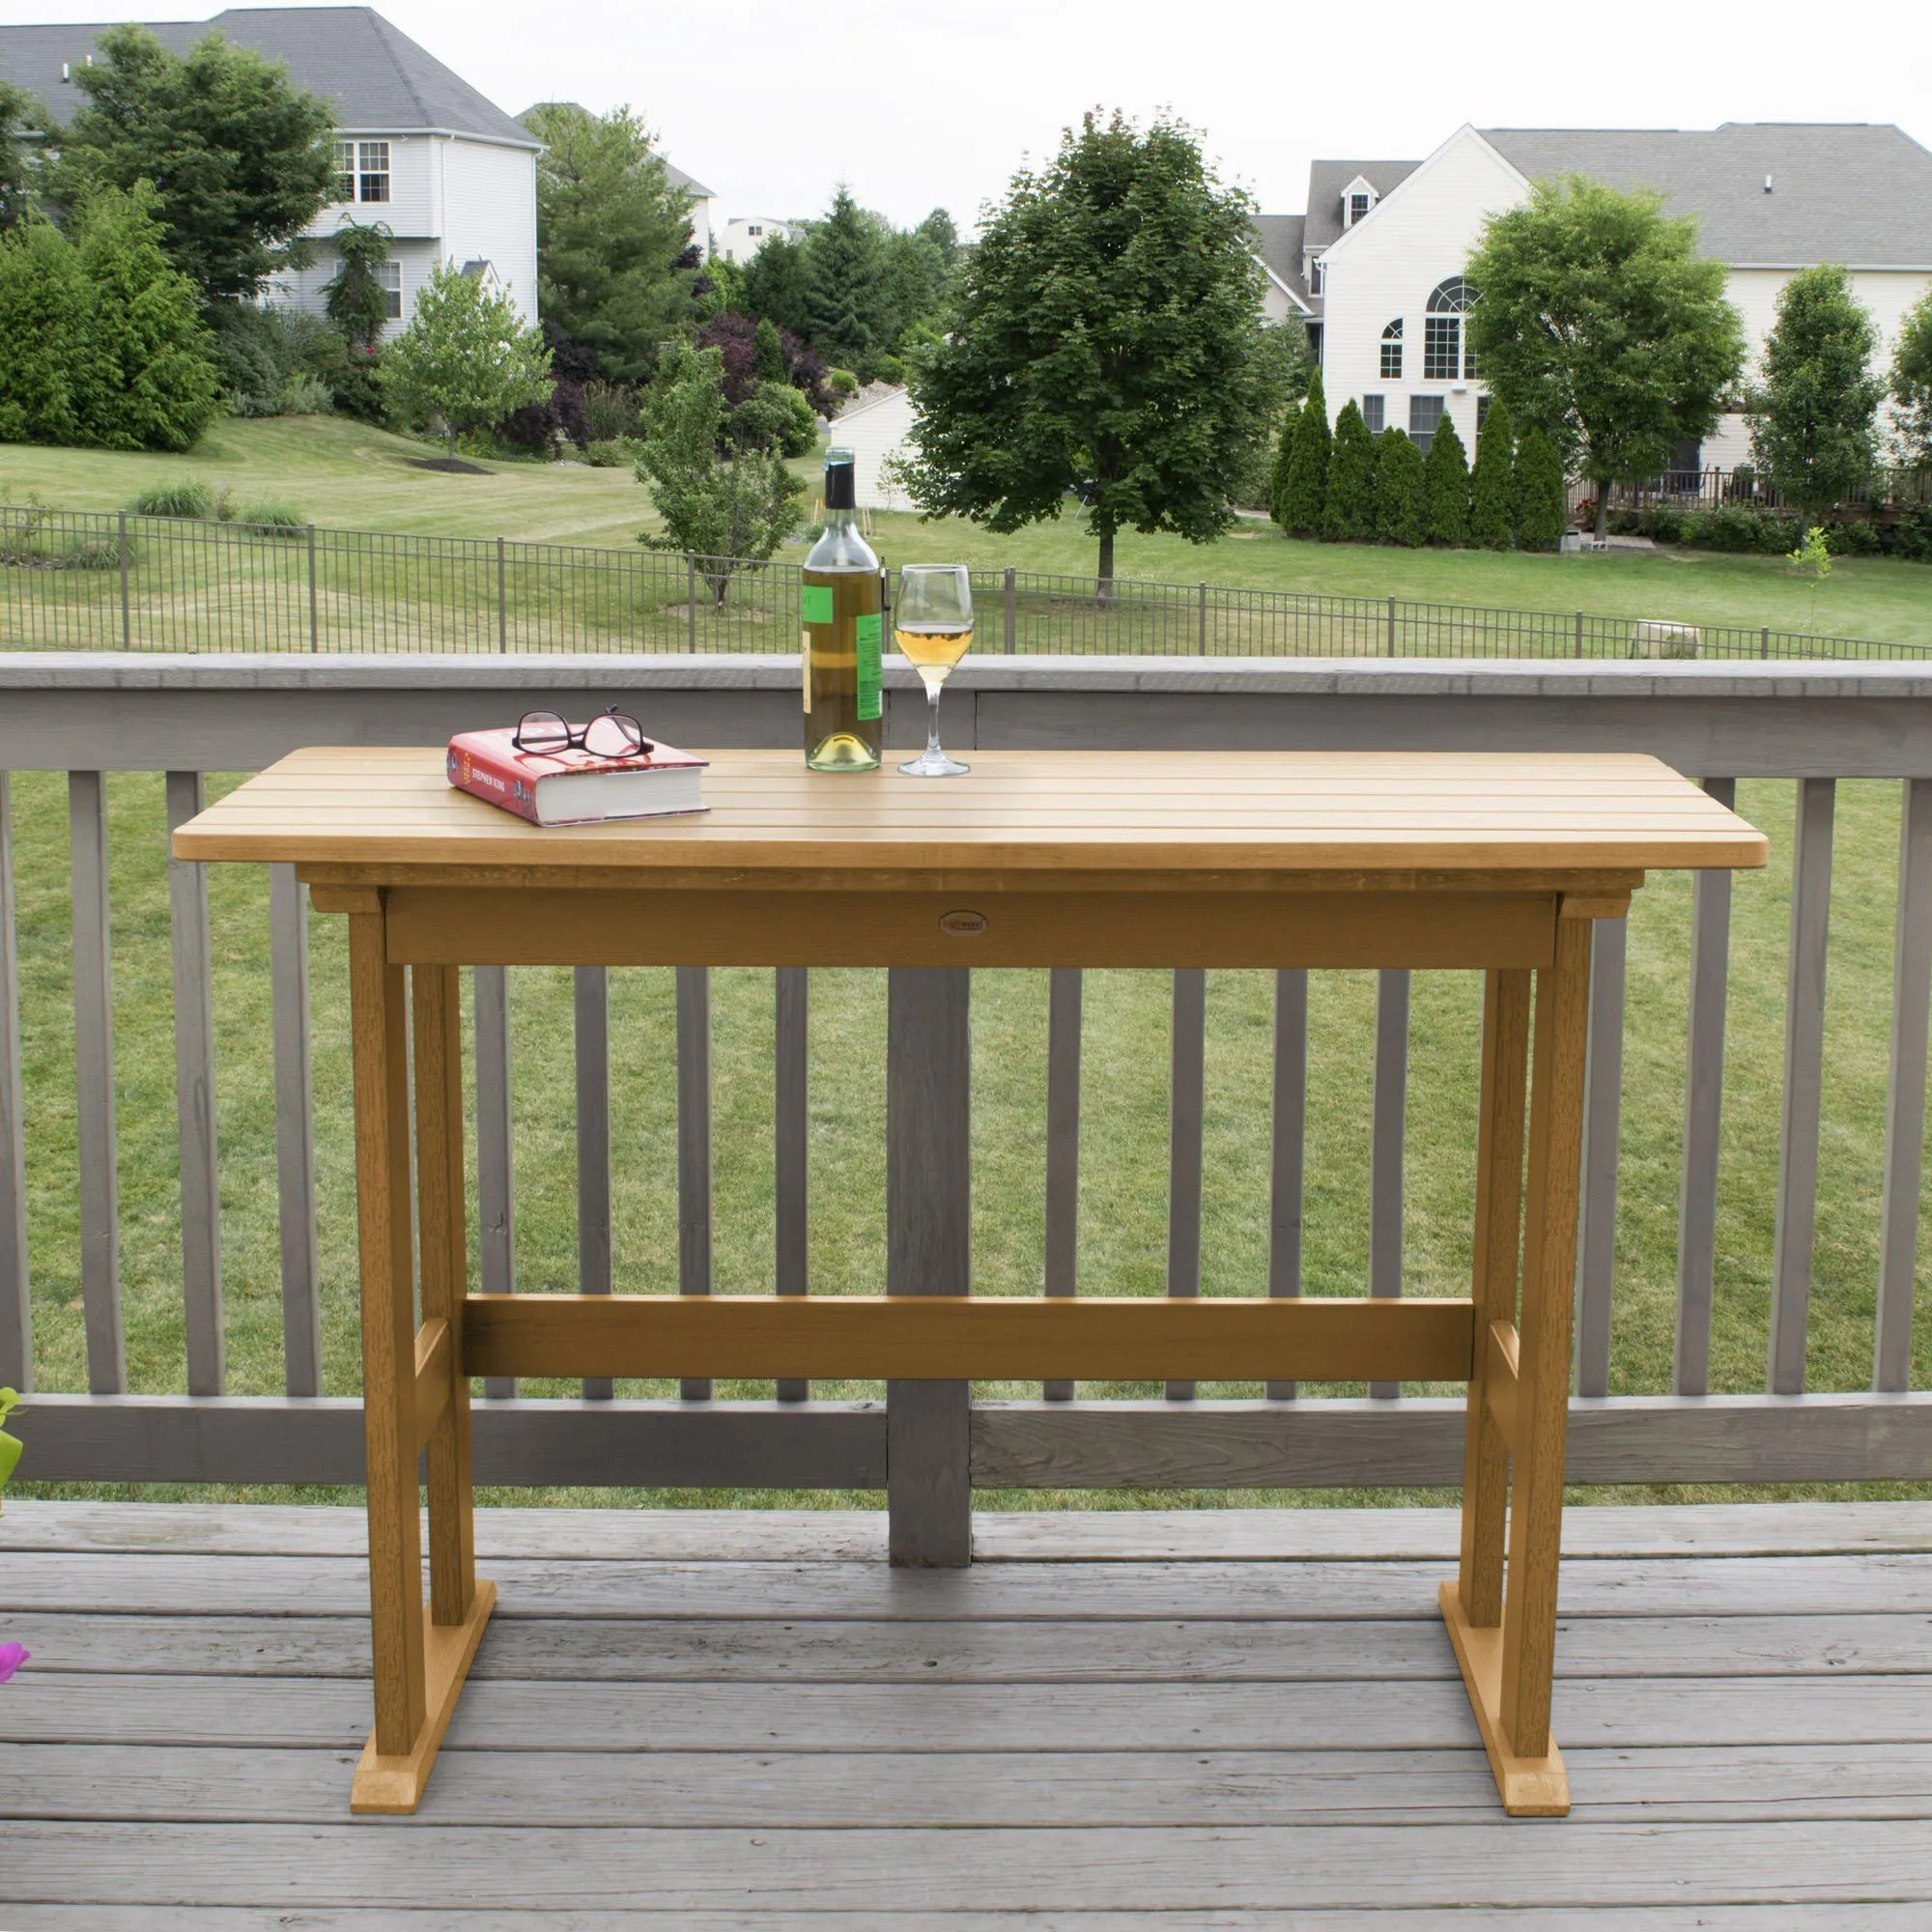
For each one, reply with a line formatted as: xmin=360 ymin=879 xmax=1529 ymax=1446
xmin=925 ymin=683 xmax=945 ymax=759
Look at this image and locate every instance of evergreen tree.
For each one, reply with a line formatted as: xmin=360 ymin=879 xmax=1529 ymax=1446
xmin=802 ymin=187 xmax=882 ymax=370
xmin=1267 ymin=395 xmax=1300 ymax=530
xmin=0 ymin=217 xmax=89 ymax=442
xmin=1513 ymin=426 xmax=1569 ymax=550
xmin=753 ymin=314 xmax=786 ymax=384
xmin=1468 ymin=397 xmax=1516 ymax=550
xmin=741 ymin=232 xmax=813 ymax=339
xmin=1280 ymin=368 xmax=1329 ymax=536
xmin=1421 ymin=413 xmax=1470 ymax=546
xmin=1372 ymin=427 xmax=1425 ymax=547
xmin=1321 ymin=400 xmax=1377 ymax=541
xmin=72 ymin=183 xmax=220 ymax=450
xmin=322 ymin=219 xmax=392 ymax=354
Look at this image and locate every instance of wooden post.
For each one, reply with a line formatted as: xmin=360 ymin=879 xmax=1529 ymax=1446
xmin=1265 ymin=969 xmax=1308 ymax=1401
xmin=1042 ymin=966 xmax=1082 ymax=1402
xmin=69 ymin=771 xmax=124 ymax=1394
xmin=775 ymin=966 xmax=810 ymax=1402
xmin=575 ymin=964 xmax=612 ymax=1400
xmin=0 ymin=775 xmax=28 ymax=1391
xmin=676 ymin=965 xmax=714 ymax=1401
xmin=1164 ymin=968 xmax=1206 ymax=1401
xmin=1368 ymin=969 xmax=1408 ymax=1398
xmin=886 ymin=967 xmax=972 ymax=1566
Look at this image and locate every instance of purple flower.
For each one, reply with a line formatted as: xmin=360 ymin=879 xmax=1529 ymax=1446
xmin=0 ymin=1642 xmax=29 ymax=1684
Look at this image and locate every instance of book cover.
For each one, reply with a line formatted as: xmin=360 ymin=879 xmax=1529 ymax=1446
xmin=447 ymin=726 xmax=708 ymax=827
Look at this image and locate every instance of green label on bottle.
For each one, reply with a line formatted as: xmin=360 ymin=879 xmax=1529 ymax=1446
xmin=856 ymin=611 xmax=882 ymax=721
xmin=801 ymin=585 xmax=834 ymax=624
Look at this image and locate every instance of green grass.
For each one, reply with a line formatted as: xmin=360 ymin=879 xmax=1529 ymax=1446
xmin=8 ymin=769 xmax=1932 ymax=1513
xmin=5 ymin=417 xmax=1929 ymax=647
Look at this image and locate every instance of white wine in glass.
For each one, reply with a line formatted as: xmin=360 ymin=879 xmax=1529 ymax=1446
xmin=894 ymin=564 xmax=974 ymax=777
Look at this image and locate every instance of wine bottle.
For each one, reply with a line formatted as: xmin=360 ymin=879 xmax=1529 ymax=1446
xmin=801 ymin=448 xmax=884 ymax=771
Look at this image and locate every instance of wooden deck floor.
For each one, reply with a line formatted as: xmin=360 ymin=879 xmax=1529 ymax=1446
xmin=3 ymin=1500 xmax=1932 ymax=1926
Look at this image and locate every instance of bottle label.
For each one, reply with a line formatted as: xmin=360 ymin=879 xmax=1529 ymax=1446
xmin=856 ymin=611 xmax=882 ymax=721
xmin=801 ymin=585 xmax=834 ymax=625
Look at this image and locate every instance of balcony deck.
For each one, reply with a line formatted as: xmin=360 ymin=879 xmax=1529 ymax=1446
xmin=3 ymin=1500 xmax=1931 ymax=1924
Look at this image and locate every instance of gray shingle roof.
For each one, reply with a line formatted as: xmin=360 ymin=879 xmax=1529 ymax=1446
xmin=1480 ymin=124 xmax=1932 ymax=266
xmin=1251 ymin=213 xmax=1310 ymax=305
xmin=1303 ymin=159 xmax=1421 ymax=250
xmin=0 ymin=7 xmax=538 ymax=148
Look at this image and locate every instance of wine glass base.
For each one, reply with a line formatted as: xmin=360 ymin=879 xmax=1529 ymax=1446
xmin=898 ymin=749 xmax=971 ymax=777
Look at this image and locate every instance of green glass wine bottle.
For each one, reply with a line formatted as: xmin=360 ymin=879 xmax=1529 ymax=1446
xmin=801 ymin=448 xmax=884 ymax=771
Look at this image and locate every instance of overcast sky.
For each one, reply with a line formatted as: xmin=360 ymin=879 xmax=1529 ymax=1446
xmin=19 ymin=0 xmax=1932 ymax=231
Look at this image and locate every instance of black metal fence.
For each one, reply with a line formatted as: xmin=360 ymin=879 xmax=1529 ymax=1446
xmin=3 ymin=504 xmax=1926 ymax=661
xmin=1595 ymin=467 xmax=1932 ymax=516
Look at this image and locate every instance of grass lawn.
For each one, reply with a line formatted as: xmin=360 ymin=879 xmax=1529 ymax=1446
xmin=5 ymin=417 xmax=1929 ymax=647
xmin=8 ymin=767 xmax=1932 ymax=1513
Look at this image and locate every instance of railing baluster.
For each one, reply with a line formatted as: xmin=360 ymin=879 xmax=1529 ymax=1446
xmin=1043 ymin=967 xmax=1083 ymax=1401
xmin=165 ymin=772 xmax=224 ymax=1396
xmin=775 ymin=966 xmax=809 ymax=1402
xmin=677 ymin=965 xmax=714 ymax=1401
xmin=0 ymin=775 xmax=28 ymax=1390
xmin=1165 ymin=968 xmax=1206 ymax=1401
xmin=270 ymin=865 xmax=322 ymax=1397
xmin=1575 ymin=916 xmax=1627 ymax=1398
xmin=1675 ymin=779 xmax=1735 ymax=1396
xmin=472 ymin=963 xmax=516 ymax=1397
xmin=1368 ymin=968 xmax=1408 ymax=1399
xmin=575 ymin=965 xmax=612 ymax=1400
xmin=1267 ymin=968 xmax=1308 ymax=1400
xmin=68 ymin=771 xmax=125 ymax=1393
xmin=1769 ymin=778 xmax=1835 ymax=1395
xmin=1876 ymin=779 xmax=1932 ymax=1391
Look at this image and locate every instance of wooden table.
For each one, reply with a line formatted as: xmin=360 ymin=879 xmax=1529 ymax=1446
xmin=175 ymin=746 xmax=1766 ymax=1820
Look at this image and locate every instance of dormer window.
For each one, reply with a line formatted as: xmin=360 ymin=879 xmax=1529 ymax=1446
xmin=1349 ymin=192 xmax=1371 ymax=225
xmin=1342 ymin=177 xmax=1378 ymax=228
xmin=1380 ymin=319 xmax=1403 ymax=380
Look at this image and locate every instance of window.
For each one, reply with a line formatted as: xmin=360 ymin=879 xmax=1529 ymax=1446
xmin=332 ymin=139 xmax=355 ymax=203
xmin=1349 ymin=191 xmax=1372 ymax=225
xmin=1310 ymin=257 xmax=1324 ymax=295
xmin=356 ymin=140 xmax=390 ymax=204
xmin=1408 ymin=394 xmax=1445 ymax=452
xmin=1362 ymin=394 xmax=1385 ymax=434
xmin=748 ymin=224 xmax=762 ymax=238
xmin=378 ymin=261 xmax=401 ymax=320
xmin=1426 ymin=276 xmax=1478 ymax=379
xmin=1379 ymin=318 xmax=1403 ymax=380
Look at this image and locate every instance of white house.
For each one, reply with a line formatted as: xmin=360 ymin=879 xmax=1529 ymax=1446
xmin=1268 ymin=124 xmax=1932 ymax=469
xmin=1 ymin=6 xmax=542 ymax=335
xmin=833 ymin=385 xmax=917 ymax=511
xmin=716 ymin=216 xmax=804 ymax=266
xmin=666 ymin=163 xmax=720 ymax=261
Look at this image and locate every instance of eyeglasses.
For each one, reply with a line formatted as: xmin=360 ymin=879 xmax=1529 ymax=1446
xmin=512 ymin=708 xmax=653 ymax=758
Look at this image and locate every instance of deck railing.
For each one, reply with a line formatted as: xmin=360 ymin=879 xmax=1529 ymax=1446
xmin=1595 ymin=466 xmax=1932 ymax=517
xmin=4 ymin=506 xmax=1928 ymax=663
xmin=5 ymin=652 xmax=1932 ymax=1492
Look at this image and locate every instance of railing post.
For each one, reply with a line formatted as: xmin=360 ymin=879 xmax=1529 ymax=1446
xmin=1042 ymin=967 xmax=1083 ymax=1402
xmin=775 ymin=966 xmax=810 ymax=1403
xmin=270 ymin=864 xmax=322 ymax=1398
xmin=0 ymin=775 xmax=27 ymax=1390
xmin=676 ymin=965 xmax=714 ymax=1403
xmin=1266 ymin=968 xmax=1309 ymax=1402
xmin=1386 ymin=593 xmax=1397 ymax=657
xmin=118 ymin=511 xmax=130 ymax=650
xmin=496 ymin=535 xmax=507 ymax=653
xmin=1761 ymin=626 xmax=1771 ymax=660
xmin=575 ymin=965 xmax=612 ymax=1400
xmin=1004 ymin=566 xmax=1016 ymax=653
xmin=1368 ymin=968 xmax=1409 ymax=1398
xmin=473 ymin=964 xmax=516 ymax=1398
xmin=1876 ymin=778 xmax=1932 ymax=1390
xmin=1197 ymin=581 xmax=1208 ymax=653
xmin=1575 ymin=611 xmax=1584 ymax=660
xmin=1575 ymin=916 xmax=1627 ymax=1398
xmin=306 ymin=526 xmax=319 ymax=653
xmin=688 ymin=557 xmax=698 ymax=651
xmin=1165 ymin=968 xmax=1207 ymax=1401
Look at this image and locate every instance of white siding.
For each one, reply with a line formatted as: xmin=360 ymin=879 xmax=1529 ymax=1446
xmin=438 ymin=138 xmax=541 ymax=324
xmin=834 ymin=389 xmax=918 ymax=510
xmin=313 ymin=132 xmax=437 ymax=239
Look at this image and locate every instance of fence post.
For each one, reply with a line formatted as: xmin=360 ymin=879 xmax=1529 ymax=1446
xmin=1575 ymin=611 xmax=1583 ymax=660
xmin=306 ymin=526 xmax=319 ymax=654
xmin=497 ymin=535 xmax=507 ymax=653
xmin=118 ymin=511 xmax=130 ymax=651
xmin=1761 ymin=626 xmax=1771 ymax=661
xmin=1386 ymin=593 xmax=1397 ymax=658
xmin=688 ymin=557 xmax=697 ymax=652
xmin=1197 ymin=582 xmax=1208 ymax=653
xmin=1004 ymin=566 xmax=1016 ymax=654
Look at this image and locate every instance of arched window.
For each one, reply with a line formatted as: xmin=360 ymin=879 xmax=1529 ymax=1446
xmin=1379 ymin=318 xmax=1403 ymax=380
xmin=1424 ymin=277 xmax=1478 ymax=380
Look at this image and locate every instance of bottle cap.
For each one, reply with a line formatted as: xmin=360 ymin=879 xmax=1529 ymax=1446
xmin=825 ymin=447 xmax=856 ymax=509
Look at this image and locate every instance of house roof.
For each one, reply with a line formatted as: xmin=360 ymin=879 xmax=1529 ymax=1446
xmin=1251 ymin=213 xmax=1310 ymax=306
xmin=0 ymin=7 xmax=539 ymax=149
xmin=1302 ymin=158 xmax=1422 ymax=250
xmin=1479 ymin=123 xmax=1932 ymax=266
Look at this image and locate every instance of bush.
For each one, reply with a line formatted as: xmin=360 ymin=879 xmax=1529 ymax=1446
xmin=1372 ymin=427 xmax=1425 ymax=546
xmin=825 ymin=367 xmax=859 ymax=399
xmin=63 ymin=537 xmax=124 ymax=571
xmin=330 ymin=349 xmax=388 ymax=424
xmin=276 ymin=372 xmax=334 ymax=415
xmin=583 ymin=439 xmax=629 ymax=468
xmin=128 ymin=477 xmax=214 ymax=519
xmin=1321 ymin=402 xmax=1377 ymax=542
xmin=498 ymin=377 xmax=589 ymax=454
xmin=1512 ymin=429 xmax=1568 ymax=551
xmin=1824 ymin=518 xmax=1881 ymax=556
xmin=1421 ymin=414 xmax=1470 ymax=547
xmin=1278 ymin=370 xmax=1329 ymax=536
xmin=1891 ymin=504 xmax=1932 ymax=562
xmin=237 ymin=497 xmax=307 ymax=533
xmin=729 ymin=380 xmax=817 ymax=459
xmin=582 ymin=379 xmax=639 ymax=443
xmin=1469 ymin=398 xmax=1515 ymax=550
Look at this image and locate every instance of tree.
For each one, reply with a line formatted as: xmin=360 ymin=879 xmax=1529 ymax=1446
xmin=1746 ymin=267 xmax=1883 ymax=519
xmin=1278 ymin=369 xmax=1330 ymax=537
xmin=51 ymin=24 xmax=332 ymax=303
xmin=1373 ymin=428 xmax=1425 ymax=547
xmin=0 ymin=218 xmax=88 ymax=443
xmin=1266 ymin=397 xmax=1299 ymax=529
xmin=1891 ymin=289 xmax=1932 ymax=469
xmin=1512 ymin=426 xmax=1569 ymax=550
xmin=520 ymin=102 xmax=695 ymax=385
xmin=1322 ymin=400 xmax=1377 ymax=541
xmin=754 ymin=315 xmax=787 ymax=384
xmin=323 ymin=220 xmax=393 ymax=354
xmin=1421 ymin=414 xmax=1470 ymax=546
xmin=1468 ymin=398 xmax=1516 ymax=550
xmin=634 ymin=343 xmax=806 ymax=602
xmin=381 ymin=261 xmax=553 ymax=460
xmin=741 ymin=232 xmax=813 ymax=339
xmin=802 ymin=187 xmax=883 ymax=370
xmin=904 ymin=112 xmax=1272 ymax=585
xmin=0 ymin=79 xmax=40 ymax=232
xmin=1466 ymin=175 xmax=1746 ymax=538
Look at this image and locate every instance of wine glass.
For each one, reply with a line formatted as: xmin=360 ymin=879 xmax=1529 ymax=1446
xmin=894 ymin=564 xmax=974 ymax=777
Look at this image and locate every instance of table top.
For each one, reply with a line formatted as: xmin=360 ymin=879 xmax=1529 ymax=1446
xmin=173 ymin=746 xmax=1768 ymax=883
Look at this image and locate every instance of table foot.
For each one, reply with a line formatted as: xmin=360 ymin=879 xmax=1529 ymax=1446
xmin=351 ymin=1578 xmax=497 ymax=1816
xmin=1437 ymin=1580 xmax=1569 ymax=1817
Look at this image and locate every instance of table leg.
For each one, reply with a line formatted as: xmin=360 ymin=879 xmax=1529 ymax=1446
xmin=1442 ymin=916 xmax=1590 ymax=1817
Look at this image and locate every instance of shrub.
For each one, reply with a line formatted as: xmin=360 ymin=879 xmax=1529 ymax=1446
xmin=728 ymin=381 xmax=817 ymax=458
xmin=64 ymin=537 xmax=124 ymax=571
xmin=1512 ymin=428 xmax=1568 ymax=551
xmin=238 ymin=497 xmax=306 ymax=533
xmin=1824 ymin=518 xmax=1881 ymax=556
xmin=1468 ymin=398 xmax=1515 ymax=550
xmin=330 ymin=349 xmax=388 ymax=424
xmin=1278 ymin=369 xmax=1329 ymax=536
xmin=498 ymin=377 xmax=589 ymax=453
xmin=276 ymin=372 xmax=334 ymax=415
xmin=582 ymin=379 xmax=639 ymax=443
xmin=1421 ymin=413 xmax=1470 ymax=547
xmin=128 ymin=477 xmax=214 ymax=519
xmin=1891 ymin=504 xmax=1932 ymax=563
xmin=825 ymin=367 xmax=859 ymax=399
xmin=583 ymin=439 xmax=628 ymax=468
xmin=1372 ymin=427 xmax=1425 ymax=546
xmin=1321 ymin=401 xmax=1377 ymax=541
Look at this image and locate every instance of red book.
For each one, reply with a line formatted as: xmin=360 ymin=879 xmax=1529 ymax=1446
xmin=447 ymin=726 xmax=708 ymax=826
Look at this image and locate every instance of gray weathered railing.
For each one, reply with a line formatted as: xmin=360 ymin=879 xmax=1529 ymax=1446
xmin=5 ymin=653 xmax=1932 ymax=1497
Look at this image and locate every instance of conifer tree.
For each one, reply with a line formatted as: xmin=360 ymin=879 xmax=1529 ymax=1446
xmin=1321 ymin=400 xmax=1377 ymax=542
xmin=1421 ymin=413 xmax=1470 ymax=547
xmin=0 ymin=217 xmax=89 ymax=443
xmin=753 ymin=314 xmax=787 ymax=384
xmin=1267 ymin=394 xmax=1301 ymax=531
xmin=1468 ymin=397 xmax=1516 ymax=550
xmin=1372 ymin=427 xmax=1425 ymax=547
xmin=1279 ymin=367 xmax=1329 ymax=536
xmin=1513 ymin=426 xmax=1569 ymax=550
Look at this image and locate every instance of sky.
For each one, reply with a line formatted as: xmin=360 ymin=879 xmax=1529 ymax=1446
xmin=13 ymin=0 xmax=1932 ymax=231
